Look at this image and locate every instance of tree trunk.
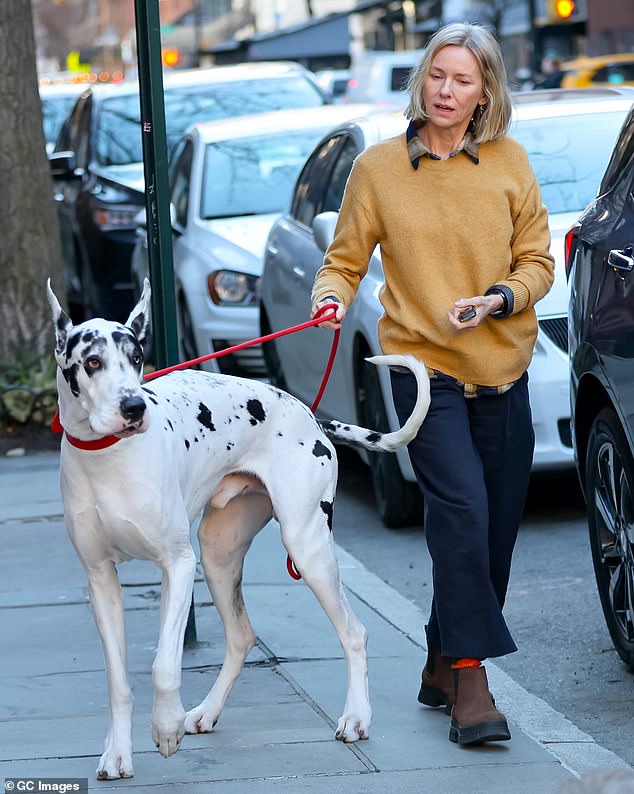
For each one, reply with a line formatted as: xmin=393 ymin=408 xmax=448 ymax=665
xmin=0 ymin=0 xmax=63 ymax=367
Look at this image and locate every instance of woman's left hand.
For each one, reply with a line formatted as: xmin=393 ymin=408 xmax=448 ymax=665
xmin=447 ymin=294 xmax=505 ymax=330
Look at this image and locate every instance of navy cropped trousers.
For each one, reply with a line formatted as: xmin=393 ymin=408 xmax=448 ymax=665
xmin=390 ymin=369 xmax=535 ymax=660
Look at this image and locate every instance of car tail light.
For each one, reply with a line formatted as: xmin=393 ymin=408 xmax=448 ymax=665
xmin=564 ymin=223 xmax=579 ymax=280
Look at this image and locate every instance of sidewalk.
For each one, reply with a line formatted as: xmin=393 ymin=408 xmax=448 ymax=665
xmin=0 ymin=451 xmax=630 ymax=793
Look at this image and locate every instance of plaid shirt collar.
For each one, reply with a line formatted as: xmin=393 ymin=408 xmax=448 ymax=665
xmin=406 ymin=120 xmax=480 ymax=170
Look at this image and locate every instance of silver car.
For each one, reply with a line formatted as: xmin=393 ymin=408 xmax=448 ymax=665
xmin=259 ymin=87 xmax=634 ymax=527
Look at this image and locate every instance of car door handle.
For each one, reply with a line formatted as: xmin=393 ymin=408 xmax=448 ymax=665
xmin=292 ymin=265 xmax=305 ymax=279
xmin=608 ymin=248 xmax=634 ymax=273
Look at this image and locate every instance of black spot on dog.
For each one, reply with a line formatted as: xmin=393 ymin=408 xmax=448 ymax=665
xmin=247 ymin=399 xmax=266 ymax=425
xmin=197 ymin=403 xmax=216 ymax=431
xmin=320 ymin=421 xmax=336 ymax=435
xmin=194 ymin=437 xmax=199 ymax=443
xmin=167 ymin=419 xmax=174 ymax=431
xmin=64 ymin=332 xmax=82 ymax=363
xmin=277 ymin=431 xmax=283 ymax=437
xmin=81 ymin=330 xmax=97 ymax=343
xmin=185 ymin=439 xmax=190 ymax=450
xmin=62 ymin=363 xmax=80 ymax=397
xmin=312 ymin=440 xmax=332 ymax=460
xmin=366 ymin=432 xmax=381 ymax=443
xmin=320 ymin=500 xmax=333 ymax=532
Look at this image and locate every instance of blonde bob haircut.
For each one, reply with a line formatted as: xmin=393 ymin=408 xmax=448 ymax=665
xmin=405 ymin=23 xmax=512 ymax=144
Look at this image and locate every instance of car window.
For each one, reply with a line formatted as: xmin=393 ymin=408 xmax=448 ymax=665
xmin=170 ymin=139 xmax=194 ymax=229
xmin=292 ymin=136 xmax=344 ymax=227
xmin=390 ymin=66 xmax=414 ymax=92
xmin=200 ymin=128 xmax=329 ymax=219
xmin=41 ymin=95 xmax=80 ymax=147
xmin=510 ymin=110 xmax=628 ymax=214
xmin=590 ymin=63 xmax=634 ymax=84
xmin=94 ymin=76 xmax=326 ymax=166
xmin=323 ymin=136 xmax=358 ymax=213
xmin=600 ymin=108 xmax=634 ymax=194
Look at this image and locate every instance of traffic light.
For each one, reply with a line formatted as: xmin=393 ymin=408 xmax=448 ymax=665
xmin=555 ymin=0 xmax=575 ymax=18
xmin=161 ymin=47 xmax=181 ymax=68
xmin=548 ymin=0 xmax=576 ymax=21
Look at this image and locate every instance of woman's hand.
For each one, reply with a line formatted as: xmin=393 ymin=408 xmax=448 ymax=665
xmin=310 ymin=297 xmax=347 ymax=330
xmin=447 ymin=294 xmax=505 ymax=330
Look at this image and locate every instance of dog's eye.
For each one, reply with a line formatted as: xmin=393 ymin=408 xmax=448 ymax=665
xmin=132 ymin=354 xmax=142 ymax=366
xmin=86 ymin=357 xmax=102 ymax=370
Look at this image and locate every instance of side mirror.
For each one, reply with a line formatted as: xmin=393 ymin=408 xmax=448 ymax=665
xmin=49 ymin=150 xmax=79 ymax=180
xmin=312 ymin=211 xmax=339 ymax=253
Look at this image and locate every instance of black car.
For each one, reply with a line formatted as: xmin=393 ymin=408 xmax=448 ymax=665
xmin=48 ymin=62 xmax=329 ymax=323
xmin=568 ymin=101 xmax=634 ymax=670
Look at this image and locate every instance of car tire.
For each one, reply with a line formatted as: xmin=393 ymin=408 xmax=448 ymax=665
xmin=586 ymin=407 xmax=634 ymax=670
xmin=178 ymin=295 xmax=199 ymax=366
xmin=260 ymin=312 xmax=288 ymax=391
xmin=360 ymin=358 xmax=423 ymax=529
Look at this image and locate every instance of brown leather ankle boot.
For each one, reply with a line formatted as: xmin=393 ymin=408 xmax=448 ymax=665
xmin=449 ymin=665 xmax=511 ymax=744
xmin=418 ymin=650 xmax=456 ymax=714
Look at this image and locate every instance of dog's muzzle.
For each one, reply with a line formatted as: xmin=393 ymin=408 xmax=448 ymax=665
xmin=120 ymin=395 xmax=147 ymax=424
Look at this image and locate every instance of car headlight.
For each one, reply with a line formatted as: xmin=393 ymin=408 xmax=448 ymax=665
xmin=207 ymin=270 xmax=259 ymax=306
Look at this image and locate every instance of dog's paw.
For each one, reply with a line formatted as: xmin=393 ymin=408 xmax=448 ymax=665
xmin=184 ymin=705 xmax=220 ymax=734
xmin=151 ymin=708 xmax=186 ymax=757
xmin=96 ymin=750 xmax=134 ymax=780
xmin=335 ymin=712 xmax=371 ymax=743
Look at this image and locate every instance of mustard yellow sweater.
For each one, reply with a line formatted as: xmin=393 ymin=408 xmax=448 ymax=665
xmin=311 ymin=133 xmax=555 ymax=387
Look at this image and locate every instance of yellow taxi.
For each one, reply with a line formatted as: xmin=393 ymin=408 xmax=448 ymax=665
xmin=561 ymin=53 xmax=634 ymax=88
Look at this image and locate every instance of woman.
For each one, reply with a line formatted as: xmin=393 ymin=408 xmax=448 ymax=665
xmin=310 ymin=23 xmax=554 ymax=745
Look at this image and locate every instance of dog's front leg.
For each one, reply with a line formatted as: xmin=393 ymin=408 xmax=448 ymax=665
xmin=151 ymin=550 xmax=197 ymax=757
xmin=86 ymin=562 xmax=135 ymax=780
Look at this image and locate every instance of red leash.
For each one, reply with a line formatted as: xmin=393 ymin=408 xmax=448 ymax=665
xmin=53 ymin=304 xmax=341 ymax=580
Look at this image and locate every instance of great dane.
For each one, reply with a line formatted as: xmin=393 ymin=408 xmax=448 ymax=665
xmin=47 ymin=279 xmax=430 ymax=780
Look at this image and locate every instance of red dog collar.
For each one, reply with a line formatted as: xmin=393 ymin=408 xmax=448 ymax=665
xmin=51 ymin=410 xmax=123 ymax=450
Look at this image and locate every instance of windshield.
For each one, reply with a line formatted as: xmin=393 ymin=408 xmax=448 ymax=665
xmin=200 ymin=129 xmax=326 ymax=219
xmin=94 ymin=77 xmax=325 ymax=166
xmin=511 ymin=110 xmax=627 ymax=214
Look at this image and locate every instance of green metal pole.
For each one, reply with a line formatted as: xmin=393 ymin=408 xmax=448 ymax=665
xmin=134 ymin=0 xmax=197 ymax=647
xmin=133 ymin=0 xmax=179 ymax=370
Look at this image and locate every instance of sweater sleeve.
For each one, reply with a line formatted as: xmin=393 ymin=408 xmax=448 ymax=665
xmin=497 ymin=168 xmax=555 ymax=314
xmin=311 ymin=157 xmax=382 ymax=307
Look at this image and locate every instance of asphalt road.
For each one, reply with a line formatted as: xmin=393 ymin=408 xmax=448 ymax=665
xmin=331 ymin=446 xmax=634 ymax=768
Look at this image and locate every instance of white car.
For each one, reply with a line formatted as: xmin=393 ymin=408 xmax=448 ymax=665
xmin=130 ymin=103 xmax=380 ymax=376
xmin=259 ymin=87 xmax=634 ymax=527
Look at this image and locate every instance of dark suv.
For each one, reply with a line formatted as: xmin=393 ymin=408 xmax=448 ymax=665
xmin=568 ymin=101 xmax=634 ymax=670
xmin=49 ymin=62 xmax=328 ymax=322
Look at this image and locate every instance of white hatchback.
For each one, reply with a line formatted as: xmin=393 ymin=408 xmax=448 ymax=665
xmin=130 ymin=103 xmax=380 ymax=377
xmin=259 ymin=87 xmax=634 ymax=527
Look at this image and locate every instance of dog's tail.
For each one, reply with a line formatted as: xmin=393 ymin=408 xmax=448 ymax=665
xmin=319 ymin=354 xmax=430 ymax=452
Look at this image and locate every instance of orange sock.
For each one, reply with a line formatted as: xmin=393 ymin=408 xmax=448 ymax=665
xmin=452 ymin=658 xmax=481 ymax=669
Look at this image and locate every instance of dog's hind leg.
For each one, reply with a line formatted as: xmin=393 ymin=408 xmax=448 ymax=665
xmin=185 ymin=492 xmax=273 ymax=734
xmin=277 ymin=504 xmax=371 ymax=743
xmin=85 ymin=562 xmax=135 ymax=780
xmin=151 ymin=547 xmax=197 ymax=757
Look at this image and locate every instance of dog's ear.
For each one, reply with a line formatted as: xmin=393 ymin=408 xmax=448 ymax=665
xmin=46 ymin=278 xmax=73 ymax=355
xmin=126 ymin=278 xmax=151 ymax=346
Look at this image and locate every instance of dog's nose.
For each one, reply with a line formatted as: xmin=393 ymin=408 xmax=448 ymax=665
xmin=120 ymin=395 xmax=146 ymax=423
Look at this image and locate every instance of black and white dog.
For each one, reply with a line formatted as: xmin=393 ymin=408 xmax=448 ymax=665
xmin=47 ymin=279 xmax=430 ymax=779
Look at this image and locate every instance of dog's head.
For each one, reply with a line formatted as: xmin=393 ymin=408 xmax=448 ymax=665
xmin=47 ymin=279 xmax=152 ymax=438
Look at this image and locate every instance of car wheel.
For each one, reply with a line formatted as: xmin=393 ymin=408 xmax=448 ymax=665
xmin=360 ymin=359 xmax=423 ymax=529
xmin=178 ymin=295 xmax=199 ymax=366
xmin=260 ymin=312 xmax=288 ymax=391
xmin=586 ymin=407 xmax=634 ymax=670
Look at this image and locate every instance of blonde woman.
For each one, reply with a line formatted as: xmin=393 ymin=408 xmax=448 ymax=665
xmin=311 ymin=23 xmax=554 ymax=745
